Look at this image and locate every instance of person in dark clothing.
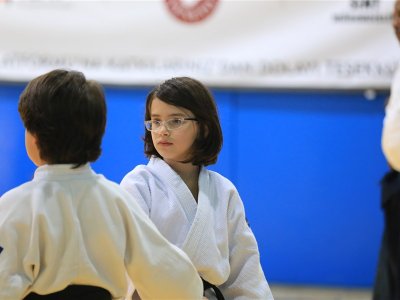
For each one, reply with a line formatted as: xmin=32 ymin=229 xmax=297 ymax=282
xmin=373 ymin=1 xmax=400 ymax=296
xmin=373 ymin=166 xmax=400 ymax=300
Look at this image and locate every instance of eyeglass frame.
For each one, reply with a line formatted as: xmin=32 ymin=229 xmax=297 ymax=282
xmin=144 ymin=117 xmax=198 ymax=132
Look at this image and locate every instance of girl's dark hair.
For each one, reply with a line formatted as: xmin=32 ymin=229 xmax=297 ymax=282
xmin=144 ymin=77 xmax=223 ymax=166
xmin=18 ymin=69 xmax=107 ymax=167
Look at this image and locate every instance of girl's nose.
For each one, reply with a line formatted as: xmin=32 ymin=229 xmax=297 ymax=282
xmin=158 ymin=123 xmax=170 ymax=135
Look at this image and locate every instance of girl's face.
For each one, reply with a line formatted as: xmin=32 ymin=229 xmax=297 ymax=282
xmin=149 ymin=98 xmax=198 ymax=165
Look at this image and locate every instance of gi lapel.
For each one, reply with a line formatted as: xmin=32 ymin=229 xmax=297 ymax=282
xmin=182 ymin=167 xmax=214 ymax=261
xmin=148 ymin=157 xmax=197 ymax=224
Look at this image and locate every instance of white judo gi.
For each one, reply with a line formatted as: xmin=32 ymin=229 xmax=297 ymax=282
xmin=0 ymin=164 xmax=203 ymax=300
xmin=121 ymin=157 xmax=274 ymax=300
xmin=382 ymin=67 xmax=400 ymax=171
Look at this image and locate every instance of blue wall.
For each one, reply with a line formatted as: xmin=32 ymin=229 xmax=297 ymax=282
xmin=0 ymin=82 xmax=388 ymax=287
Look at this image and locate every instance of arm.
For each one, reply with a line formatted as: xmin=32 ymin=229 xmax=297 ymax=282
xmin=0 ymin=204 xmax=36 ymax=300
xmin=382 ymin=68 xmax=400 ymax=171
xmin=220 ymin=191 xmax=274 ymax=300
xmin=0 ymin=233 xmax=31 ymax=300
xmin=122 ymin=191 xmax=203 ymax=299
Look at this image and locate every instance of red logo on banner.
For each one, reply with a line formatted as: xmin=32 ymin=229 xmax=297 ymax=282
xmin=165 ymin=0 xmax=219 ymax=23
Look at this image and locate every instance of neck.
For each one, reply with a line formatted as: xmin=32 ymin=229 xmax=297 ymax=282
xmin=166 ymin=159 xmax=200 ymax=201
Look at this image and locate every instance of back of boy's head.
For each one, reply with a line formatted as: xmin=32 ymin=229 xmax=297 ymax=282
xmin=144 ymin=76 xmax=223 ymax=166
xmin=18 ymin=69 xmax=107 ymax=167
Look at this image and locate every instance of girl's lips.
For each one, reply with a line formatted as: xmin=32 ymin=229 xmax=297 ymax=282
xmin=158 ymin=141 xmax=172 ymax=145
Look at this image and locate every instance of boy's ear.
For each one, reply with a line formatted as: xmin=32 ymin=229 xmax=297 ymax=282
xmin=25 ymin=130 xmax=46 ymax=166
xmin=29 ymin=131 xmax=39 ymax=145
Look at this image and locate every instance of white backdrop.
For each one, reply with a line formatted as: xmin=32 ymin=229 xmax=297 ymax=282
xmin=0 ymin=0 xmax=398 ymax=89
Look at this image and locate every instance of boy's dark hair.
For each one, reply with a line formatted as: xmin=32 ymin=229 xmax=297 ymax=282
xmin=18 ymin=69 xmax=107 ymax=167
xmin=144 ymin=76 xmax=223 ymax=166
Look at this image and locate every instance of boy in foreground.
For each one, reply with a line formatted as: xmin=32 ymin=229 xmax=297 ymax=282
xmin=0 ymin=69 xmax=203 ymax=300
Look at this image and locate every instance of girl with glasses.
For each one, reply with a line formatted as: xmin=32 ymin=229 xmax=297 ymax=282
xmin=121 ymin=77 xmax=273 ymax=300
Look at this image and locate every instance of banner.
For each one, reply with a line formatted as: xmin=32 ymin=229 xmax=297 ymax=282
xmin=0 ymin=0 xmax=398 ymax=89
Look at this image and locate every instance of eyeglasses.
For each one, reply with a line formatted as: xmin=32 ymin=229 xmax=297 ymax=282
xmin=144 ymin=117 xmax=197 ymax=132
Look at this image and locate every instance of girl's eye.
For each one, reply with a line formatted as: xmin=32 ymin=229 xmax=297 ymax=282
xmin=152 ymin=120 xmax=162 ymax=127
xmin=170 ymin=119 xmax=183 ymax=126
xmin=167 ymin=119 xmax=184 ymax=129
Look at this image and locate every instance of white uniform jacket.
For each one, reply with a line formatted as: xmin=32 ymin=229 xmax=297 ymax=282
xmin=382 ymin=67 xmax=400 ymax=171
xmin=121 ymin=157 xmax=274 ymax=300
xmin=0 ymin=164 xmax=203 ymax=300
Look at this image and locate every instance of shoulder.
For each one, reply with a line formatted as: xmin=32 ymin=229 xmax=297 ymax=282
xmin=119 ymin=163 xmax=164 ymax=208
xmin=120 ymin=157 xmax=173 ymax=186
xmin=203 ymin=169 xmax=244 ymax=211
xmin=1 ymin=181 xmax=36 ymax=205
xmin=120 ymin=164 xmax=155 ymax=187
xmin=206 ymin=169 xmax=238 ymax=192
xmin=0 ymin=181 xmax=37 ymax=224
